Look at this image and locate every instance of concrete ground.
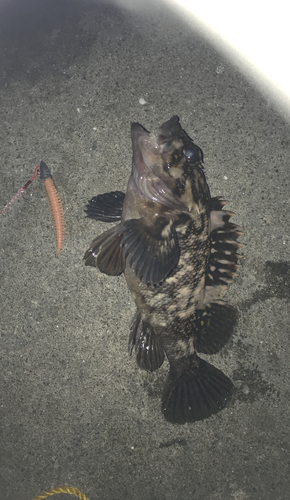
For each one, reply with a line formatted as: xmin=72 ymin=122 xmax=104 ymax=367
xmin=0 ymin=1 xmax=290 ymax=499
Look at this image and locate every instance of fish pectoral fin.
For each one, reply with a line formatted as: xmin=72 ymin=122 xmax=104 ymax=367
xmin=162 ymin=354 xmax=234 ymax=424
xmin=121 ymin=217 xmax=180 ymax=286
xmin=84 ymin=223 xmax=125 ymax=275
xmin=193 ymin=303 xmax=238 ymax=354
xmin=84 ymin=191 xmax=125 ymax=222
xmin=129 ymin=311 xmax=165 ymax=372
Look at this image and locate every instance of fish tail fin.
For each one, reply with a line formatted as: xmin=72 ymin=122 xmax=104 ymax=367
xmin=162 ymin=354 xmax=233 ymax=424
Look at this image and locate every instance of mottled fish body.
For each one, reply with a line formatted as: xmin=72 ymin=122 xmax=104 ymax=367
xmin=84 ymin=116 xmax=242 ymax=424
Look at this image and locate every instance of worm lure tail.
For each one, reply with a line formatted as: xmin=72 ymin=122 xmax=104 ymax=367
xmin=40 ymin=161 xmax=64 ymax=256
xmin=0 ymin=164 xmax=40 ymax=215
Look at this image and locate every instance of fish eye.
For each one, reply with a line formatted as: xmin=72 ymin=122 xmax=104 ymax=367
xmin=183 ymin=144 xmax=202 ymax=163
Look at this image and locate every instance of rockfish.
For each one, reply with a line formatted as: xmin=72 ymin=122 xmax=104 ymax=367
xmin=84 ymin=116 xmax=242 ymax=424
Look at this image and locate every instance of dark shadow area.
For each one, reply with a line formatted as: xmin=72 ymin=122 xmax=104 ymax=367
xmin=0 ymin=0 xmax=114 ymax=86
xmin=240 ymin=261 xmax=290 ymax=310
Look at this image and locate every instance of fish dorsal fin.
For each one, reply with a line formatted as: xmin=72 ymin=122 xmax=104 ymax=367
xmin=199 ymin=198 xmax=244 ymax=304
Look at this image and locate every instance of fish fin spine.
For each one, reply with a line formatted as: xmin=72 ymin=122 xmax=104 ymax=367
xmin=207 ymin=201 xmax=243 ymax=290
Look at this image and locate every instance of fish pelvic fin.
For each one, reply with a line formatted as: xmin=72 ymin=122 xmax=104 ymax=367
xmin=129 ymin=311 xmax=165 ymax=372
xmin=85 ymin=191 xmax=125 ymax=222
xmin=162 ymin=354 xmax=234 ymax=424
xmin=121 ymin=217 xmax=180 ymax=286
xmin=84 ymin=223 xmax=125 ymax=275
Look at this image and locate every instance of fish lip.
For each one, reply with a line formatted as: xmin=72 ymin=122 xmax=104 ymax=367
xmin=131 ymin=122 xmax=151 ymax=147
xmin=131 ymin=122 xmax=148 ymax=136
xmin=131 ymin=122 xmax=160 ymax=161
xmin=155 ymin=115 xmax=181 ymax=146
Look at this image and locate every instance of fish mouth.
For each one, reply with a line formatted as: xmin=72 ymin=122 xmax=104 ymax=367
xmin=131 ymin=122 xmax=160 ymax=169
xmin=131 ymin=115 xmax=182 ymax=162
xmin=155 ymin=115 xmax=182 ymax=146
xmin=131 ymin=116 xmax=188 ymax=211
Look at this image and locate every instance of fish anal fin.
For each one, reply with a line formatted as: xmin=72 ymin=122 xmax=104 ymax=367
xmin=162 ymin=354 xmax=234 ymax=424
xmin=129 ymin=311 xmax=165 ymax=372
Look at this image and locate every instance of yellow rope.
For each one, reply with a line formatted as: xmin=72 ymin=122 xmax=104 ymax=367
xmin=31 ymin=486 xmax=90 ymax=500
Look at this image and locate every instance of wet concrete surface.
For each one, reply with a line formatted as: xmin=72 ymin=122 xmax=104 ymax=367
xmin=0 ymin=1 xmax=290 ymax=499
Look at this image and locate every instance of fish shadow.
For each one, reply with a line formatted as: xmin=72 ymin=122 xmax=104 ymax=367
xmin=231 ymin=260 xmax=290 ymax=404
xmin=240 ymin=260 xmax=290 ymax=310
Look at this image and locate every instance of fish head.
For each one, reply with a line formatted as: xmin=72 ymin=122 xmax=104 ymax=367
xmin=131 ymin=116 xmax=206 ymax=213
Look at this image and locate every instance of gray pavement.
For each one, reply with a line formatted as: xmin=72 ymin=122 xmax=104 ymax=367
xmin=0 ymin=1 xmax=290 ymax=499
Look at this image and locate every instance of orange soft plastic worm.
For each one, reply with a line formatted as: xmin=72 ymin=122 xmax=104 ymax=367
xmin=40 ymin=161 xmax=64 ymax=256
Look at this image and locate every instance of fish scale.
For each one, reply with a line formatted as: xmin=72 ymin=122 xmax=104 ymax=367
xmin=84 ymin=115 xmax=243 ymax=424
